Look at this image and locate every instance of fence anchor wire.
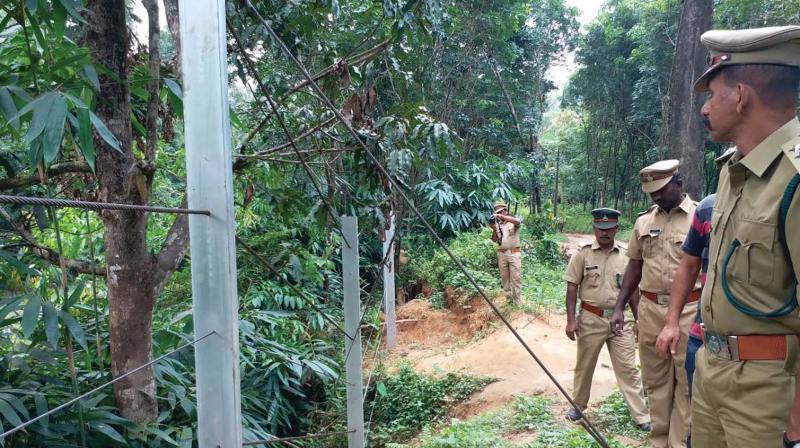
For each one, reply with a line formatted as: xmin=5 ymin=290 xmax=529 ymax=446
xmin=241 ymin=4 xmax=611 ymax=446
xmin=0 ymin=331 xmax=215 ymax=441
xmin=0 ymin=195 xmax=210 ymax=216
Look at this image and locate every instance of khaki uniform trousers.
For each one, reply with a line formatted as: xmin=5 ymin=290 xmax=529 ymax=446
xmin=691 ymin=346 xmax=796 ymax=448
xmin=638 ymin=297 xmax=697 ymax=448
xmin=573 ymin=311 xmax=650 ymax=424
xmin=498 ymin=250 xmax=522 ymax=303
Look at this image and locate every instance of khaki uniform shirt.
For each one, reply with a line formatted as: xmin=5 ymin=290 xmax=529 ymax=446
xmin=702 ymin=118 xmax=800 ymax=335
xmin=564 ymin=240 xmax=628 ymax=309
xmin=498 ymin=219 xmax=521 ymax=250
xmin=627 ymin=194 xmax=700 ymax=294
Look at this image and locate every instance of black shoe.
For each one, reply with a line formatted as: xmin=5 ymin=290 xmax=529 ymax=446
xmin=638 ymin=422 xmax=652 ymax=432
xmin=565 ymin=408 xmax=582 ymax=422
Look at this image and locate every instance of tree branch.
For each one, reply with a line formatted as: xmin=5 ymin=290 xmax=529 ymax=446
xmin=0 ymin=161 xmax=92 ymax=191
xmin=152 ymin=196 xmax=190 ymax=296
xmin=0 ymin=207 xmax=105 ymax=276
xmin=142 ymin=0 xmax=160 ymax=167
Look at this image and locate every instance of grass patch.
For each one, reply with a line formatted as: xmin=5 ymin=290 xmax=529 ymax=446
xmin=413 ymin=394 xmax=635 ymax=447
xmin=588 ymin=390 xmax=649 ymax=440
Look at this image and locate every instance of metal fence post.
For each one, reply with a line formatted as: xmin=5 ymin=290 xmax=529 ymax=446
xmin=179 ymin=0 xmax=242 ymax=446
xmin=383 ymin=214 xmax=397 ymax=350
xmin=342 ymin=216 xmax=365 ymax=448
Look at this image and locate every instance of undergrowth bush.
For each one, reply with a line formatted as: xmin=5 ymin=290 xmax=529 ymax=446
xmin=366 ymin=364 xmax=493 ymax=445
xmin=405 ymin=229 xmax=500 ymax=305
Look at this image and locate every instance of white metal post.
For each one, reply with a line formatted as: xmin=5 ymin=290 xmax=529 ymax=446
xmin=179 ymin=1 xmax=242 ymax=446
xmin=382 ymin=214 xmax=397 ymax=350
xmin=342 ymin=216 xmax=365 ymax=448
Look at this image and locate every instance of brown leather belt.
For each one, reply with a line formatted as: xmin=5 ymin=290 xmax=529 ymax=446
xmin=498 ymin=247 xmax=521 ymax=253
xmin=642 ymin=289 xmax=701 ymax=305
xmin=580 ymin=302 xmax=614 ymax=318
xmin=701 ymin=328 xmax=797 ymax=361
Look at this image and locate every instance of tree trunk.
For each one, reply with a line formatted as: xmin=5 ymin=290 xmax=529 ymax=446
xmin=664 ymin=0 xmax=713 ymax=198
xmin=87 ymin=0 xmax=157 ymax=424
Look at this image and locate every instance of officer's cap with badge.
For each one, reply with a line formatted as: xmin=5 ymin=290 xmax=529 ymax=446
xmin=494 ymin=202 xmax=508 ymax=212
xmin=639 ymin=159 xmax=680 ymax=194
xmin=591 ymin=208 xmax=621 ymax=230
xmin=693 ymin=25 xmax=800 ymax=92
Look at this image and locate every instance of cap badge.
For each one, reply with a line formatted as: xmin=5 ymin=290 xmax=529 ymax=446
xmin=644 ymin=174 xmax=654 ymax=182
xmin=602 ymin=216 xmax=609 ymax=221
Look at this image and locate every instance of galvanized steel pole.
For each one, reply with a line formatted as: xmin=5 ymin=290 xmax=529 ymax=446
xmin=342 ymin=216 xmax=365 ymax=448
xmin=383 ymin=214 xmax=397 ymax=350
xmin=179 ymin=0 xmax=242 ymax=446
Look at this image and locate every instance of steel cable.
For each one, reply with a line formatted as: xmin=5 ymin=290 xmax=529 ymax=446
xmin=0 ymin=195 xmax=210 ymax=215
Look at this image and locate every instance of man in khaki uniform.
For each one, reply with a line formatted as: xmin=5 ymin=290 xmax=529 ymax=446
xmin=610 ymin=160 xmax=700 ymax=448
xmin=690 ymin=26 xmax=800 ymax=448
xmin=564 ymin=208 xmax=651 ymax=431
xmin=489 ymin=202 xmax=523 ymax=303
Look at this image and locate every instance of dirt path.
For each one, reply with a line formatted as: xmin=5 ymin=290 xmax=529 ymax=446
xmin=389 ymin=299 xmax=634 ymax=420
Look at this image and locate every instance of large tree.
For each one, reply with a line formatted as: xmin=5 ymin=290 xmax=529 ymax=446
xmin=664 ymin=0 xmax=713 ymax=198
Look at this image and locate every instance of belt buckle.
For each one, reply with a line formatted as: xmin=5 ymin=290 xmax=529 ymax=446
xmin=505 ymin=249 xmax=512 ymax=255
xmin=657 ymin=294 xmax=670 ymax=306
xmin=602 ymin=309 xmax=614 ymax=318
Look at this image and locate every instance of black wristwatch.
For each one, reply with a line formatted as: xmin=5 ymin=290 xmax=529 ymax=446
xmin=784 ymin=432 xmax=800 ymax=448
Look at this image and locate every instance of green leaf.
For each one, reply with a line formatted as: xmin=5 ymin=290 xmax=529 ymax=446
xmin=42 ymin=95 xmax=68 ymax=167
xmin=92 ymin=423 xmax=127 ymax=444
xmin=21 ymin=295 xmax=41 ymax=339
xmin=26 ymin=0 xmax=38 ymax=13
xmin=42 ymin=303 xmax=59 ymax=349
xmin=83 ymin=64 xmax=100 ymax=91
xmin=0 ymin=88 xmax=19 ymax=129
xmin=89 ymin=111 xmax=122 ymax=153
xmin=164 ymin=79 xmax=182 ymax=99
xmin=376 ymin=382 xmax=388 ymax=396
xmin=34 ymin=394 xmax=48 ymax=430
xmin=64 ymin=281 xmax=85 ymax=310
xmin=57 ymin=0 xmax=87 ymax=24
xmin=77 ymin=108 xmax=95 ymax=172
xmin=0 ymin=398 xmax=23 ymax=427
xmin=0 ymin=250 xmax=36 ymax=275
xmin=20 ymin=92 xmax=56 ymax=142
xmin=60 ymin=311 xmax=87 ymax=351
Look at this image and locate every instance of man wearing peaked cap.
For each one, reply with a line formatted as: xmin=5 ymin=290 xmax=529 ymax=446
xmin=488 ymin=202 xmax=523 ymax=304
xmin=610 ymin=159 xmax=700 ymax=448
xmin=563 ymin=208 xmax=651 ymax=431
xmin=689 ymin=25 xmax=800 ymax=448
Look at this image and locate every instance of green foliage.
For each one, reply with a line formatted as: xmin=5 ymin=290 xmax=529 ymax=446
xmin=366 ymin=363 xmax=493 ymax=444
xmin=405 ymin=228 xmax=501 ymax=304
xmin=588 ymin=390 xmax=649 ymax=440
xmin=513 ymin=395 xmax=554 ymax=431
xmin=418 ymin=414 xmax=507 ymax=448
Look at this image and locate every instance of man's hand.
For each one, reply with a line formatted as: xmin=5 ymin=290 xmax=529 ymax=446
xmin=565 ymin=319 xmax=578 ymax=341
xmin=656 ymin=323 xmax=681 ymax=358
xmin=609 ymin=309 xmax=625 ymax=336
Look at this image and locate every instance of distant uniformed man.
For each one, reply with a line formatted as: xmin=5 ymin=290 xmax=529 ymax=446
xmin=610 ymin=160 xmax=699 ymax=448
xmin=690 ymin=26 xmax=800 ymax=448
xmin=563 ymin=208 xmax=651 ymax=431
xmin=489 ymin=202 xmax=523 ymax=303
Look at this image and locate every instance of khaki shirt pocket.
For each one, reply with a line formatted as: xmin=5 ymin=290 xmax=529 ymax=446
xmin=583 ymin=270 xmax=602 ymax=288
xmin=730 ymin=219 xmax=775 ymax=287
xmin=642 ymin=233 xmax=659 ymax=259
xmin=711 ymin=208 xmax=723 ymax=236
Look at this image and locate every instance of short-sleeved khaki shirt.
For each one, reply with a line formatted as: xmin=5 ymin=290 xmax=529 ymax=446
xmin=565 ymin=240 xmax=628 ymax=309
xmin=627 ymin=194 xmax=700 ymax=294
xmin=702 ymin=117 xmax=800 ymax=335
xmin=498 ymin=219 xmax=521 ymax=250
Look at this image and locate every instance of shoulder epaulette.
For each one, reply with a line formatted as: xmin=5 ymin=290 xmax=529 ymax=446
xmin=782 ymin=138 xmax=800 ymax=174
xmin=637 ymin=205 xmax=656 ymax=217
xmin=715 ymin=147 xmax=736 ymax=168
xmin=580 ymin=242 xmax=593 ymax=249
